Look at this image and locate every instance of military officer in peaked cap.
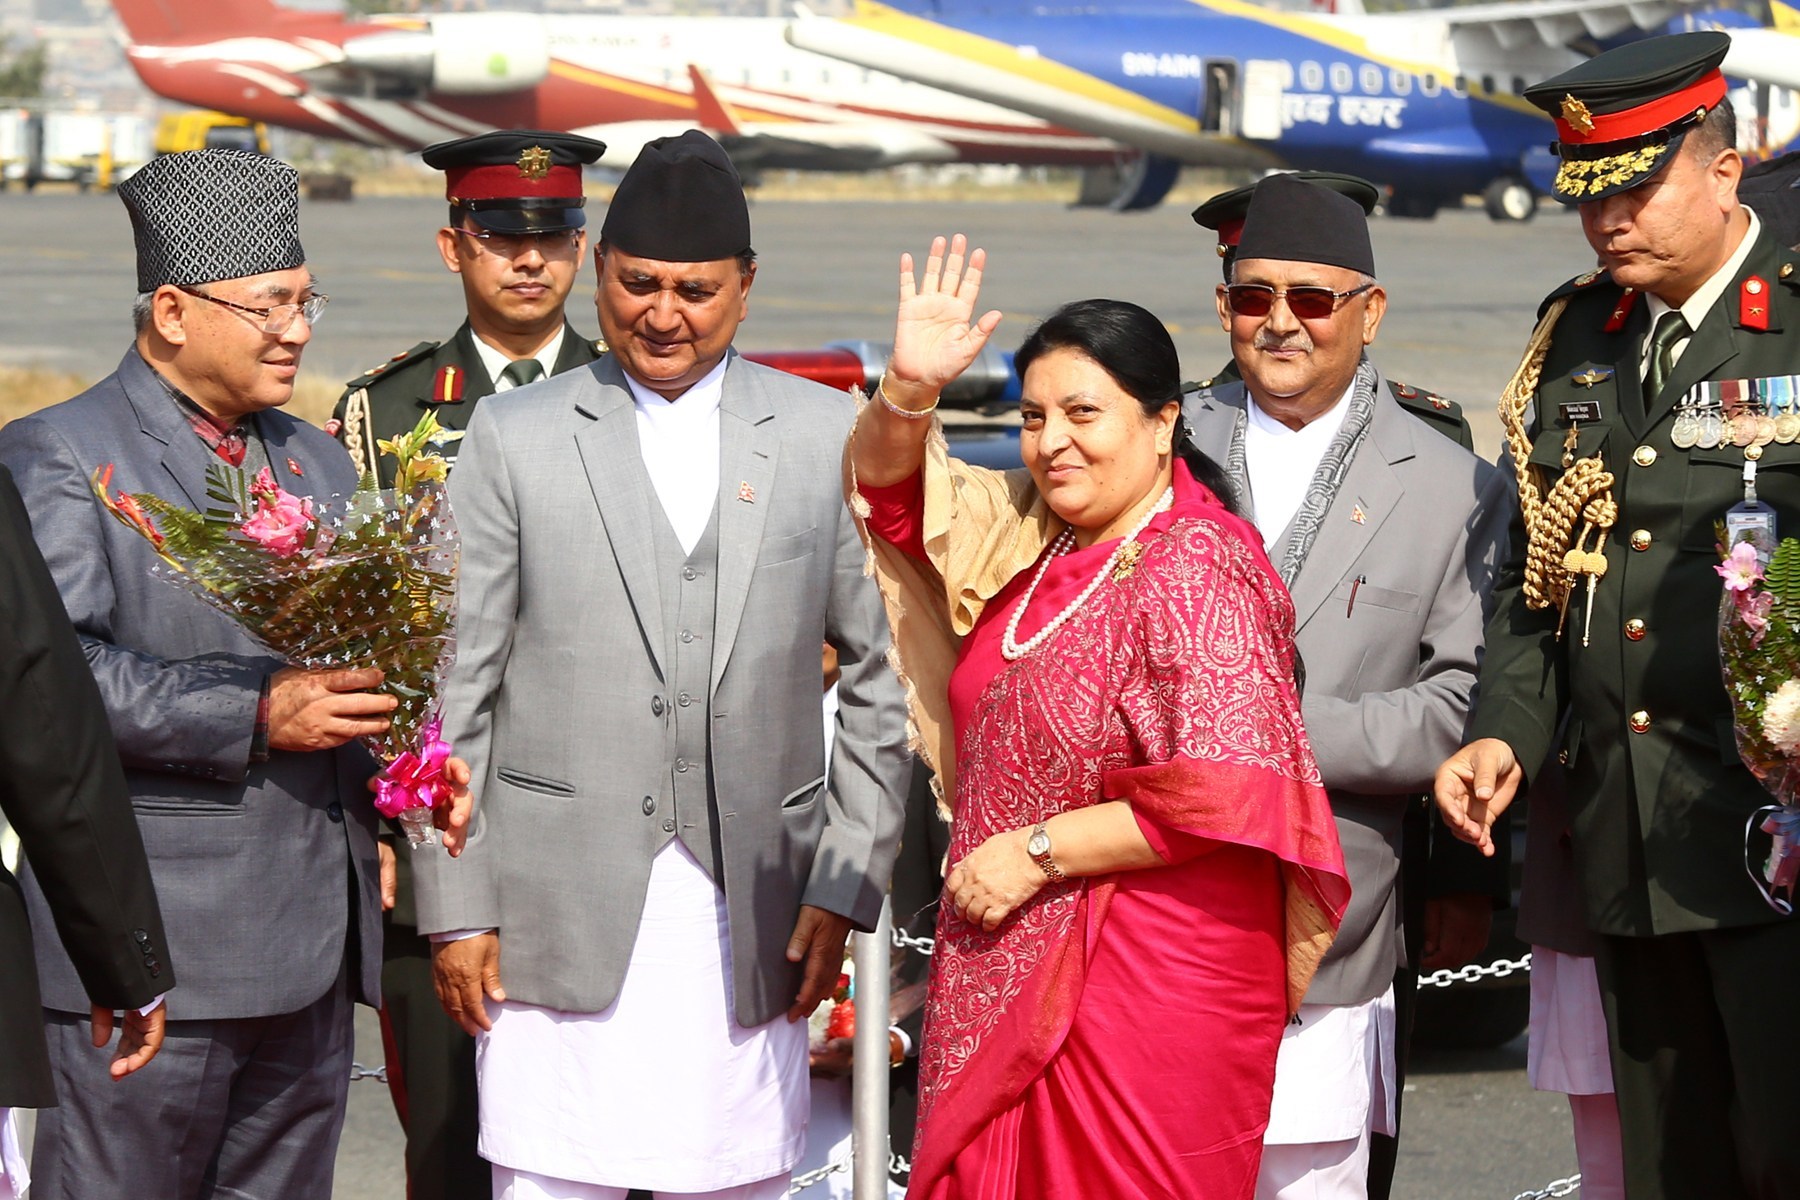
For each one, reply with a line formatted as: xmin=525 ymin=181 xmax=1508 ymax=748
xmin=1436 ymin=31 xmax=1800 ymax=1199
xmin=332 ymin=128 xmax=606 ymax=1200
xmin=333 ymin=129 xmax=607 ymax=488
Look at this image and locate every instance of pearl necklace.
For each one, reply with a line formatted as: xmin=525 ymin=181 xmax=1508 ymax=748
xmin=1001 ymin=487 xmax=1174 ymax=662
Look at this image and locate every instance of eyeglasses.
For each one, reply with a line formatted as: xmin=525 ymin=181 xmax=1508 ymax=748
xmin=1222 ymin=283 xmax=1374 ymax=320
xmin=450 ymin=226 xmax=583 ymax=258
xmin=177 ymin=285 xmax=328 ymax=335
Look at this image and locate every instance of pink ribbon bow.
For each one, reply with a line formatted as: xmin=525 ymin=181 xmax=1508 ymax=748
xmin=374 ymin=719 xmax=453 ymax=819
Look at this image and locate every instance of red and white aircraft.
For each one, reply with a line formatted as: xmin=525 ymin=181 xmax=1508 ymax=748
xmin=113 ymin=0 xmax=1122 ymax=173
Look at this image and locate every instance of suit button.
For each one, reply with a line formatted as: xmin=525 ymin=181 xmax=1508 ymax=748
xmin=327 ymin=802 xmax=344 ymax=822
xmin=651 ymin=696 xmax=665 ymax=716
xmin=1747 ymin=443 xmax=1765 ymax=461
xmin=662 ymin=818 xmax=676 ymax=833
xmin=1629 ymin=710 xmax=1651 ymax=734
xmin=133 ymin=929 xmax=151 ymax=947
xmin=1558 ymin=749 xmax=1571 ymax=766
xmin=1625 ymin=618 xmax=1646 ymax=641
xmin=678 ymin=692 xmax=693 ymax=707
xmin=1630 ymin=529 xmax=1652 ymax=551
xmin=642 ymin=796 xmax=656 ymax=815
xmin=147 ymin=960 xmax=162 ymax=977
xmin=675 ymin=758 xmax=691 ymax=773
xmin=683 ymin=567 xmax=697 ymax=581
xmin=680 ymin=629 xmax=695 ymax=644
xmin=1633 ymin=445 xmax=1657 ymax=467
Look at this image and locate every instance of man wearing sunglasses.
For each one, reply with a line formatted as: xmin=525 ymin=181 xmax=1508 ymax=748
xmin=0 ymin=150 xmax=388 ymax=1199
xmin=334 ymin=130 xmax=607 ymax=488
xmin=1438 ymin=33 xmax=1800 ymax=1199
xmin=331 ymin=128 xmax=607 ymax=1200
xmin=1184 ymin=173 xmax=1512 ymax=1200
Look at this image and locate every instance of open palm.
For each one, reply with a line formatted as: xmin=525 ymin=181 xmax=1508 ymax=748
xmin=891 ymin=234 xmax=1003 ymax=394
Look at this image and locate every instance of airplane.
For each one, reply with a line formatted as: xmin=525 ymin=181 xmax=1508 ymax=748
xmin=785 ymin=0 xmax=1800 ymax=218
xmin=109 ymin=0 xmax=1126 ymax=187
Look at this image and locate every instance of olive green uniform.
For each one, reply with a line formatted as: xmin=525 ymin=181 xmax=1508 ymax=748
xmin=333 ymin=318 xmax=603 ymax=1200
xmin=1475 ymin=222 xmax=1800 ymax=1199
xmin=333 ymin=320 xmax=604 ymax=487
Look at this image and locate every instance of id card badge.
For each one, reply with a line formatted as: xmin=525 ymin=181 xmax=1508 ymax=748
xmin=1728 ymin=458 xmax=1778 ymax=564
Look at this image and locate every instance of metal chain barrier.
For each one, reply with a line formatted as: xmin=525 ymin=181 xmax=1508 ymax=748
xmin=1416 ymin=953 xmax=1533 ymax=988
xmin=347 ymin=1062 xmax=388 ymax=1083
xmin=1513 ymin=1173 xmax=1582 ymax=1199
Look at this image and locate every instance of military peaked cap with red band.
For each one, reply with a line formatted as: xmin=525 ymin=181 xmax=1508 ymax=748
xmin=1522 ymin=31 xmax=1731 ymax=204
xmin=421 ymin=129 xmax=607 ymax=234
xmin=1192 ymin=171 xmax=1380 ymax=281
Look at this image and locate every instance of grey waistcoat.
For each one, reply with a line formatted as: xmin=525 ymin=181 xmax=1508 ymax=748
xmin=650 ymin=505 xmax=723 ymax=879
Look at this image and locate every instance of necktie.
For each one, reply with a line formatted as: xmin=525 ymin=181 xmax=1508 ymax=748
xmin=500 ymin=358 xmax=544 ymax=390
xmin=1642 ymin=310 xmax=1690 ymax=412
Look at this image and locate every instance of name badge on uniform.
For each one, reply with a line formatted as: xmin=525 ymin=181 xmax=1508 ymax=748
xmin=1559 ymin=400 xmax=1603 ymax=424
xmin=1728 ymin=458 xmax=1778 ymax=564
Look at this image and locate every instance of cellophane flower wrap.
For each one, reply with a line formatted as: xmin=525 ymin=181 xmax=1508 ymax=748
xmin=1717 ymin=532 xmax=1800 ymax=911
xmin=93 ymin=412 xmax=459 ymax=847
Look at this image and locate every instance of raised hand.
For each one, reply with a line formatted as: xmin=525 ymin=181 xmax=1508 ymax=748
xmin=889 ymin=234 xmax=1004 ymax=397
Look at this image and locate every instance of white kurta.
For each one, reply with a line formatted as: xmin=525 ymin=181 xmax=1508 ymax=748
xmin=475 ymin=354 xmax=809 ymax=1192
xmin=1241 ymin=381 xmax=1353 ymax=551
xmin=1263 ymin=986 xmax=1398 ymax=1145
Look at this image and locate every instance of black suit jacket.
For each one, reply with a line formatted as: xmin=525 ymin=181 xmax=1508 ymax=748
xmin=0 ymin=465 xmax=169 ymax=1107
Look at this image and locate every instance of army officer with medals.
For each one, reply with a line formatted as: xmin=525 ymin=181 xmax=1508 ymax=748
xmin=333 ymin=130 xmax=607 ymax=486
xmin=1435 ymin=31 xmax=1800 ymax=1200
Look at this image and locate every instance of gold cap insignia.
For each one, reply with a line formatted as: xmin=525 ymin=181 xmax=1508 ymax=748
xmin=517 ymin=146 xmax=552 ymax=179
xmin=1561 ymin=95 xmax=1595 ymax=135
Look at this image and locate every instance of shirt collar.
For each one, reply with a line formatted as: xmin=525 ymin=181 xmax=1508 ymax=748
xmin=622 ymin=354 xmax=730 ymax=419
xmin=471 ymin=324 xmax=567 ymax=390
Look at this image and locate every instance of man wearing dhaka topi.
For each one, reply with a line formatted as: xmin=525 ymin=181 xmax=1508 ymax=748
xmin=0 ymin=150 xmax=392 ymax=1199
xmin=414 ymin=130 xmax=911 ymax=1200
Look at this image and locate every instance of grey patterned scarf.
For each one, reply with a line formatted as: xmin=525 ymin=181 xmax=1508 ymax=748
xmin=1226 ymin=359 xmax=1378 ymax=588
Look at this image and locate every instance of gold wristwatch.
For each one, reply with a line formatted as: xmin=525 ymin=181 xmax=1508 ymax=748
xmin=1027 ymin=820 xmax=1066 ymax=882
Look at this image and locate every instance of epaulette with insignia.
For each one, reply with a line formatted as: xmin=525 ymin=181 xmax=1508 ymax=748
xmin=1537 ymin=267 xmax=1614 ymax=320
xmin=1389 ymin=380 xmax=1472 ymax=449
xmin=345 ymin=341 xmax=439 ymax=388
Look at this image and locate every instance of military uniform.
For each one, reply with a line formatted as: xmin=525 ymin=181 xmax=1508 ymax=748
xmin=333 ymin=322 xmax=604 ymax=486
xmin=334 ymin=127 xmax=608 ymax=1200
xmin=1473 ymin=32 xmax=1800 ymax=1199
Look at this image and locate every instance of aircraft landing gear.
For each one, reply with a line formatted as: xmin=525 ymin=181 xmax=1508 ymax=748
xmin=1483 ymin=175 xmax=1538 ymax=223
xmin=1386 ymin=191 xmax=1440 ymax=220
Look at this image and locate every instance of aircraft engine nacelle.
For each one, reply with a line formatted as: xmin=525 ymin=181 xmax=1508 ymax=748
xmin=341 ymin=13 xmax=550 ymax=96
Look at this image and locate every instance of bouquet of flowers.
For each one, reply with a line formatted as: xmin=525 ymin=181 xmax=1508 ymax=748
xmin=1716 ymin=532 xmax=1800 ymax=911
xmin=93 ymin=412 xmax=459 ymax=846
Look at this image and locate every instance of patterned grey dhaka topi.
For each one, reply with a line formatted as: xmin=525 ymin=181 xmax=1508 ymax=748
xmin=118 ymin=150 xmax=306 ymax=293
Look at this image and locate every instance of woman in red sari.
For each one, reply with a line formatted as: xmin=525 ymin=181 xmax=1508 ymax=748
xmin=846 ymin=237 xmax=1350 ymax=1200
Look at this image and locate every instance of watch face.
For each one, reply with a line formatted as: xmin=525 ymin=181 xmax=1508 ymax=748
xmin=1027 ymin=830 xmax=1050 ymax=857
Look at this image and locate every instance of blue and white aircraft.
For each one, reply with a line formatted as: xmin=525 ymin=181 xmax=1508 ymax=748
xmin=787 ymin=0 xmax=1800 ymax=217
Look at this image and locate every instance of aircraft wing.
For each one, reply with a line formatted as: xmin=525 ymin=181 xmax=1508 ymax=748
xmin=1400 ymin=0 xmax=1698 ymax=51
xmin=783 ymin=10 xmax=1273 ymax=167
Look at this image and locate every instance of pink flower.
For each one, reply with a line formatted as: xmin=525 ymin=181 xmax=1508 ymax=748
xmin=1743 ymin=590 xmax=1775 ymax=642
xmin=241 ymin=478 xmax=314 ymax=558
xmin=1718 ymin=541 xmax=1764 ymax=593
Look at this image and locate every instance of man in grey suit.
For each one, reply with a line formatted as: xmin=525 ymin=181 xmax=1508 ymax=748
xmin=0 ymin=150 xmax=393 ymax=1200
xmin=1184 ymin=174 xmax=1511 ymax=1199
xmin=416 ymin=131 xmax=909 ymax=1199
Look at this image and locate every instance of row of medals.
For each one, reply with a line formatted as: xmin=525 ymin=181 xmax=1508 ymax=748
xmin=1670 ymin=383 xmax=1800 ymax=450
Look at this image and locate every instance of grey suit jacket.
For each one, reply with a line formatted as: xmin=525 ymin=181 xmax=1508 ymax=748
xmin=1186 ymin=367 xmax=1512 ymax=1005
xmin=412 ymin=352 xmax=910 ymax=1025
xmin=0 ymin=348 xmax=383 ymax=1019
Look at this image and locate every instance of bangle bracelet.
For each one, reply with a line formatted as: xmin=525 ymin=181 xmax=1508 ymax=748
xmin=877 ymin=375 xmax=939 ymax=420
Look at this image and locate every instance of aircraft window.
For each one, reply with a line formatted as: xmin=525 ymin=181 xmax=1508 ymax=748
xmin=742 ymin=69 xmax=752 ymax=84
xmin=820 ymin=69 xmax=831 ymax=84
xmin=1360 ymin=64 xmax=1381 ymax=94
xmin=1330 ymin=63 xmax=1352 ymax=93
xmin=1452 ymin=74 xmax=1469 ymax=97
xmin=663 ymin=68 xmax=673 ymax=84
xmin=1512 ymin=75 xmax=1526 ymax=94
xmin=1481 ymin=74 xmax=1495 ymax=93
xmin=1300 ymin=61 xmax=1324 ymax=91
xmin=782 ymin=68 xmax=792 ymax=84
xmin=1391 ymin=69 xmax=1412 ymax=95
xmin=862 ymin=69 xmax=873 ymax=84
xmin=1420 ymin=74 xmax=1441 ymax=97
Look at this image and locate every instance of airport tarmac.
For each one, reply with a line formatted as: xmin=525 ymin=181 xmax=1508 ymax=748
xmin=0 ymin=189 xmax=1591 ymax=1199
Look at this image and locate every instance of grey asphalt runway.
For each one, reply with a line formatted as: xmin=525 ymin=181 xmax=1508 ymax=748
xmin=0 ymin=189 xmax=1597 ymax=1199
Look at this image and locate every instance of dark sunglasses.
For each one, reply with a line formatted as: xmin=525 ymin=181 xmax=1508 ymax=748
xmin=1223 ymin=282 xmax=1374 ymax=320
